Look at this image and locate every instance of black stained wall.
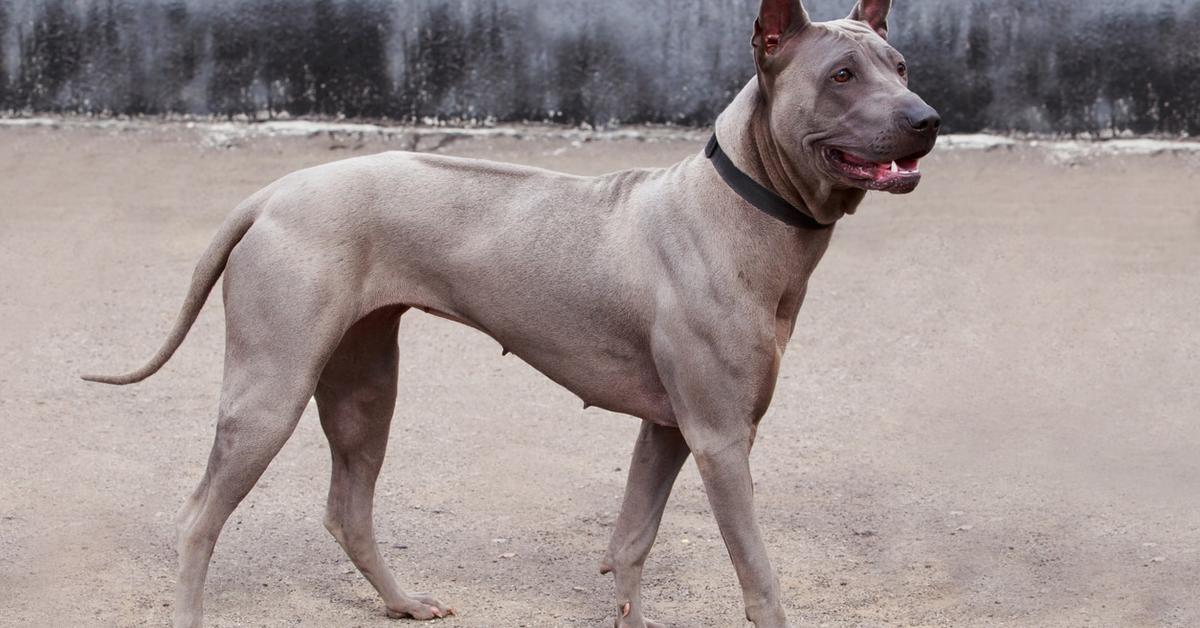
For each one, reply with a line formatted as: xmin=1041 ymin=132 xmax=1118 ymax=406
xmin=1 ymin=0 xmax=1197 ymax=135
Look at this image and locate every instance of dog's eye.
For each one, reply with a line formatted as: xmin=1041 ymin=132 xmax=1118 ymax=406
xmin=897 ymin=62 xmax=908 ymax=78
xmin=831 ymin=68 xmax=854 ymax=83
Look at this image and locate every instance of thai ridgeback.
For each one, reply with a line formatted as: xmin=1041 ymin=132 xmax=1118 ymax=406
xmin=84 ymin=0 xmax=939 ymax=625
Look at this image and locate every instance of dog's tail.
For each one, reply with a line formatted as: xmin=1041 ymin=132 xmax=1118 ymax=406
xmin=81 ymin=199 xmax=260 ymax=386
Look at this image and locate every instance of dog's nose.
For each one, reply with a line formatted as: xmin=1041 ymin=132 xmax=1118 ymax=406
xmin=905 ymin=105 xmax=941 ymax=134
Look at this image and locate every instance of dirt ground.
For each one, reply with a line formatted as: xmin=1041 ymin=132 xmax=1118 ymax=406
xmin=1 ymin=123 xmax=1198 ymax=628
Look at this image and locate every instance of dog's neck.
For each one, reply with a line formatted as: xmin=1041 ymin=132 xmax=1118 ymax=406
xmin=714 ymin=79 xmax=867 ymax=225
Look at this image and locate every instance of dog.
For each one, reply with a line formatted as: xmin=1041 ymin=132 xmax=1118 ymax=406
xmin=84 ymin=0 xmax=939 ymax=625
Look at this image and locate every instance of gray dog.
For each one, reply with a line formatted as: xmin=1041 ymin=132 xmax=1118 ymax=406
xmin=84 ymin=0 xmax=939 ymax=626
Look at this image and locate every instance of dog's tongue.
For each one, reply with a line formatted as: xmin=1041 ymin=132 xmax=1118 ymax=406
xmin=843 ymin=152 xmax=920 ymax=182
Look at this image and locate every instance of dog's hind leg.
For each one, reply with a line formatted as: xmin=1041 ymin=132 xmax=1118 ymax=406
xmin=601 ymin=421 xmax=691 ymax=628
xmin=173 ymin=250 xmax=356 ymax=628
xmin=314 ymin=306 xmax=453 ymax=621
xmin=173 ymin=362 xmax=330 ymax=627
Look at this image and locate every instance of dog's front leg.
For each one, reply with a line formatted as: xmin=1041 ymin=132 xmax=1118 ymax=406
xmin=654 ymin=313 xmax=791 ymax=628
xmin=601 ymin=421 xmax=691 ymax=628
xmin=688 ymin=430 xmax=788 ymax=627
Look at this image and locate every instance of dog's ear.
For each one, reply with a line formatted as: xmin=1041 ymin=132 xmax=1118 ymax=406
xmin=847 ymin=0 xmax=891 ymax=40
xmin=754 ymin=0 xmax=810 ymax=65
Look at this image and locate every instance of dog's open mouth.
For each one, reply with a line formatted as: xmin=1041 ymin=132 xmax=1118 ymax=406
xmin=825 ymin=148 xmax=924 ymax=194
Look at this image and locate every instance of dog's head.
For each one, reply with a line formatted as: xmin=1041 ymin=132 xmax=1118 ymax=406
xmin=753 ymin=0 xmax=939 ymax=195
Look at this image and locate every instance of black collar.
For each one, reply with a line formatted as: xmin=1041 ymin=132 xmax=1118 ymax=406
xmin=705 ymin=134 xmax=831 ymax=231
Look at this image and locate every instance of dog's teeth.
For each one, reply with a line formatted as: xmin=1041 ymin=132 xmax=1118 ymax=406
xmin=890 ymin=161 xmax=898 ymax=173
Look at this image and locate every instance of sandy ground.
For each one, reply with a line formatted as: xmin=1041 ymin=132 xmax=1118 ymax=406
xmin=1 ymin=123 xmax=1198 ymax=628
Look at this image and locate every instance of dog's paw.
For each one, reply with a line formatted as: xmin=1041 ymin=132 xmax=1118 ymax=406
xmin=385 ymin=593 xmax=455 ymax=621
xmin=614 ymin=602 xmax=668 ymax=628
xmin=616 ymin=620 xmax=667 ymax=628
